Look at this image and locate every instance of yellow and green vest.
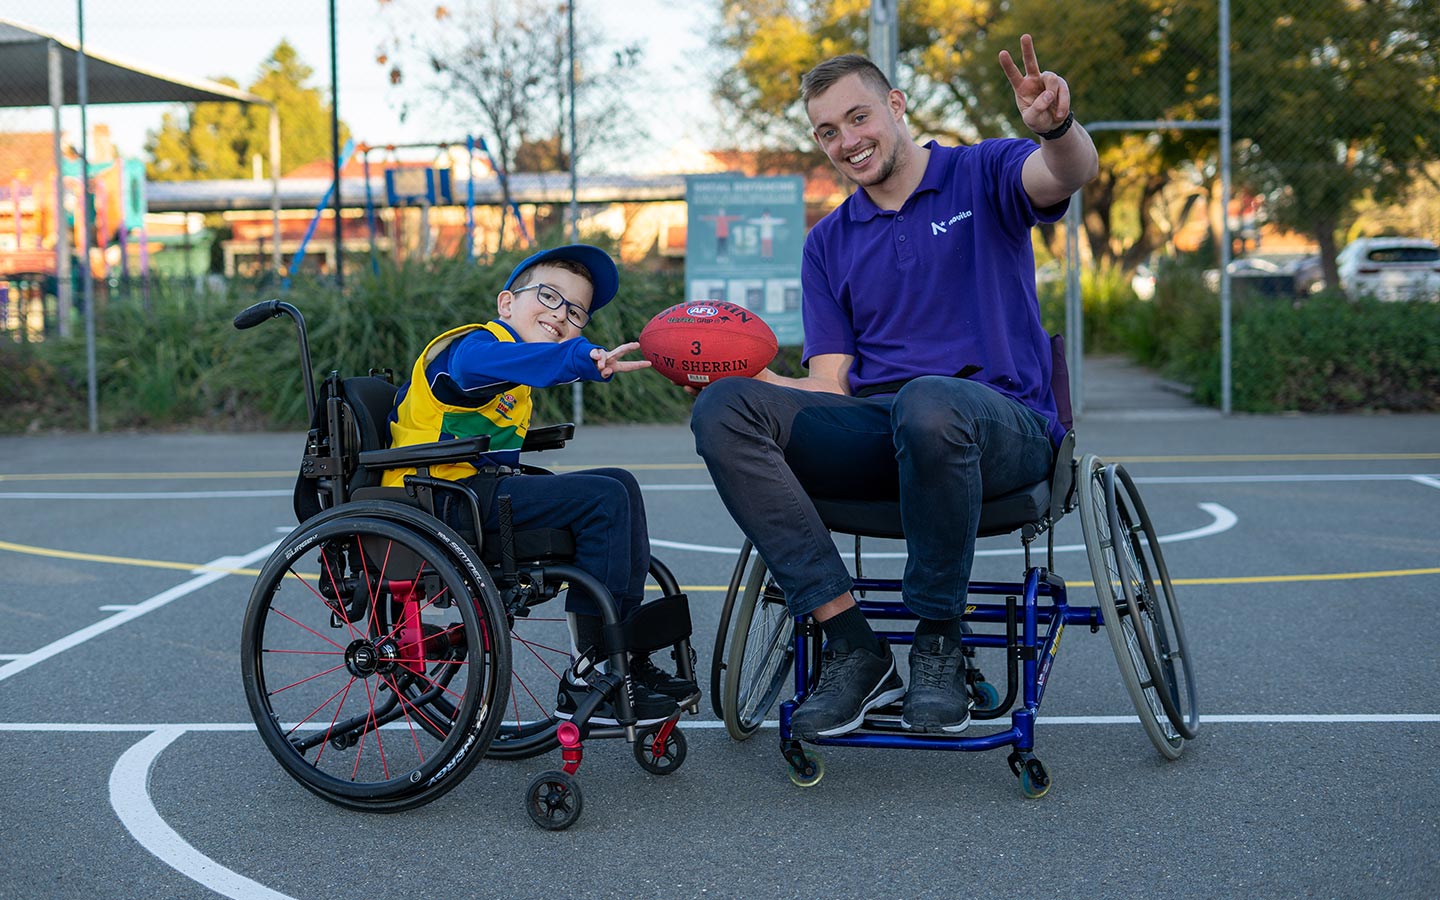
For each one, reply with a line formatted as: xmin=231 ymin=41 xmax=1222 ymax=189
xmin=381 ymin=322 xmax=533 ymax=486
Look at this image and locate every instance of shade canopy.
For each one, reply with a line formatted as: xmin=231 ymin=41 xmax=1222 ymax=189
xmin=0 ymin=17 xmax=264 ymax=108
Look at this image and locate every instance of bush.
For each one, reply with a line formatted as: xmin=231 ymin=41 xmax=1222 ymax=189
xmin=17 ymin=249 xmax=699 ymax=432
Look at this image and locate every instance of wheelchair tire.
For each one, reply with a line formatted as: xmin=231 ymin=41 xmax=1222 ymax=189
xmin=1107 ymin=463 xmax=1199 ymax=740
xmin=241 ymin=515 xmax=509 ymax=811
xmin=709 ymin=539 xmax=756 ymax=720
xmin=721 ymin=555 xmax=796 ymax=741
xmin=1077 ymin=455 xmax=1185 ymax=760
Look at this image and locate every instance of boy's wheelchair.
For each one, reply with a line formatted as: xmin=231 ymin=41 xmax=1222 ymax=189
xmin=233 ymin=299 xmax=699 ymax=830
xmin=710 ymin=391 xmax=1199 ymax=796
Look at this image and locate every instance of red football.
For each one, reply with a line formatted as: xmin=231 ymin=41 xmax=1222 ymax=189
xmin=638 ymin=301 xmax=779 ymax=388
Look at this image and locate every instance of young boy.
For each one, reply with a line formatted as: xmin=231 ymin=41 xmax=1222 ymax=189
xmin=382 ymin=244 xmax=696 ymax=724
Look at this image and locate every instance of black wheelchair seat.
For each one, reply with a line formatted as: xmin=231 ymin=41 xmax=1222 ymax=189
xmin=812 ymin=480 xmax=1051 ymax=542
xmin=811 ymin=430 xmax=1076 ymax=545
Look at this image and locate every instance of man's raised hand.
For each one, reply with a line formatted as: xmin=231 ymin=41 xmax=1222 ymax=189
xmin=998 ymin=33 xmax=1071 ymax=135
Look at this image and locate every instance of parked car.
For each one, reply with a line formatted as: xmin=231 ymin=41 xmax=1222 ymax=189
xmin=1336 ymin=237 xmax=1440 ymax=301
xmin=1203 ymin=253 xmax=1319 ymax=299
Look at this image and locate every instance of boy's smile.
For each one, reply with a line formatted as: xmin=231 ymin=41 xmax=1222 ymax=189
xmin=498 ymin=265 xmax=594 ymax=343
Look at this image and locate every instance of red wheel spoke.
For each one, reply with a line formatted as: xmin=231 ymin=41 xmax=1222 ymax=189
xmin=312 ymin=555 xmax=362 ymax=642
xmin=269 ymin=606 xmax=347 ymax=651
xmin=268 ymin=662 xmax=349 ymax=696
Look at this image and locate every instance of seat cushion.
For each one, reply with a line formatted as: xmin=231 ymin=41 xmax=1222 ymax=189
xmin=813 ymin=480 xmax=1051 ymax=540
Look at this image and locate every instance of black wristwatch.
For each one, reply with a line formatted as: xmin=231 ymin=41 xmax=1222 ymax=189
xmin=1036 ymin=111 xmax=1075 ymax=141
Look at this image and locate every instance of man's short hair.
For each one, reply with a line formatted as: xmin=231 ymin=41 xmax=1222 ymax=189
xmin=800 ymin=54 xmax=894 ymax=108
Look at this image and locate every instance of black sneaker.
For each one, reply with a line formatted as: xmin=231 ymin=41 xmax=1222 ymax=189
xmin=789 ymin=640 xmax=905 ymax=740
xmin=901 ymin=634 xmax=972 ymax=733
xmin=630 ymin=653 xmax=699 ymax=702
xmin=555 ymin=656 xmax=678 ymax=726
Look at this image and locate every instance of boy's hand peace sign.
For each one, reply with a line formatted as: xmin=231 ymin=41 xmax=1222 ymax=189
xmin=998 ymin=34 xmax=1072 ymax=136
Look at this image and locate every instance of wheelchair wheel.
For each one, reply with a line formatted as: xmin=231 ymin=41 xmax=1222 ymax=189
xmin=241 ymin=515 xmax=509 ymax=811
xmin=1107 ymin=463 xmax=1199 ymax=740
xmin=486 ymin=557 xmax=687 ymax=760
xmin=721 ymin=555 xmax=795 ymax=741
xmin=1077 ymin=455 xmax=1186 ymax=760
xmin=710 ymin=539 xmax=756 ymax=719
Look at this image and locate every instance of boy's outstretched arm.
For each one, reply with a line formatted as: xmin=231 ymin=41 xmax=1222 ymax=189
xmin=590 ymin=341 xmax=651 ymax=379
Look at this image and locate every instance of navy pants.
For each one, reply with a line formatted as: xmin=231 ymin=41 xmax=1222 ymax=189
xmin=691 ymin=376 xmax=1054 ymax=619
xmin=462 ymin=467 xmax=650 ymax=618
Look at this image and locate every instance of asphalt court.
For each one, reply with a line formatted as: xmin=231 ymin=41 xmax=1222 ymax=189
xmin=2 ymin=412 xmax=1438 ymax=899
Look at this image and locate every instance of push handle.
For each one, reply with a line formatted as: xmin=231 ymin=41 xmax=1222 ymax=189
xmin=233 ymin=299 xmax=283 ymax=330
xmin=231 ymin=299 xmax=317 ymax=419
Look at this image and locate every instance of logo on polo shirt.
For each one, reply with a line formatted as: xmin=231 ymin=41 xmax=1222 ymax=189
xmin=931 ymin=209 xmax=973 ymax=235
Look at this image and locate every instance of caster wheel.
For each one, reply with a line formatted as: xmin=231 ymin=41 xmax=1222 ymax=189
xmin=788 ymin=752 xmax=825 ymax=788
xmin=634 ymin=726 xmax=687 ymax=776
xmin=1019 ymin=758 xmax=1051 ymax=799
xmin=525 ymin=770 xmax=583 ymax=830
xmin=972 ymin=680 xmax=1002 ymax=713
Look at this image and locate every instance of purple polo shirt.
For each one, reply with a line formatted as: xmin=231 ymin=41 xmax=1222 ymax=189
xmin=801 ymin=138 xmax=1068 ymax=444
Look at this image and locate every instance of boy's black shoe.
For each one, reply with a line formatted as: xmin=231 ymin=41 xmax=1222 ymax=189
xmin=554 ymin=658 xmax=678 ymax=726
xmin=901 ymin=634 xmax=973 ymax=733
xmin=789 ymin=639 xmax=904 ymax=740
xmin=629 ymin=653 xmax=699 ymax=702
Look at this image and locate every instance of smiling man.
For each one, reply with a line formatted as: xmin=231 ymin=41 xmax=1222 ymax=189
xmin=690 ymin=36 xmax=1099 ymax=739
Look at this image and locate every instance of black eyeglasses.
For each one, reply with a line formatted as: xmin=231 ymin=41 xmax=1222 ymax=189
xmin=512 ymin=283 xmax=591 ymax=329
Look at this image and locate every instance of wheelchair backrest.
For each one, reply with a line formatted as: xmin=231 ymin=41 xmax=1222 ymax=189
xmin=293 ymin=372 xmax=399 ymax=522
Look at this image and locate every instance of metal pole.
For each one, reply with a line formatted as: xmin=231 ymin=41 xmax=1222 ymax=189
xmin=1218 ymin=0 xmax=1233 ymax=415
xmin=869 ymin=0 xmax=898 ymax=83
xmin=269 ymin=104 xmax=282 ymax=276
xmin=1065 ymin=195 xmax=1083 ymax=417
xmin=49 ymin=40 xmax=72 ymax=339
xmin=329 ymin=0 xmax=344 ymax=288
xmin=78 ymin=0 xmax=98 ymax=433
xmin=567 ymin=0 xmax=583 ymax=425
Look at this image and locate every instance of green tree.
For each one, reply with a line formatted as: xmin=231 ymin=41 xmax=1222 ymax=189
xmin=377 ymin=0 xmax=644 ymax=249
xmin=712 ymin=0 xmax=1210 ymax=271
xmin=1231 ymin=0 xmax=1440 ymax=289
xmin=145 ymin=41 xmax=349 ymax=181
xmin=713 ymin=0 xmax=1440 ymax=281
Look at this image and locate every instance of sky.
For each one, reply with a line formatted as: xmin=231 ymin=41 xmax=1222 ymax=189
xmin=0 ymin=0 xmax=723 ymax=173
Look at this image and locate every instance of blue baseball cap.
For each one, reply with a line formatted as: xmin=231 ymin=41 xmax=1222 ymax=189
xmin=503 ymin=244 xmax=619 ymax=313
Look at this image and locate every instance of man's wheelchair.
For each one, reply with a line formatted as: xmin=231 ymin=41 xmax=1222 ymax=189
xmin=709 ymin=373 xmax=1199 ymax=796
xmin=233 ymin=299 xmax=698 ymax=830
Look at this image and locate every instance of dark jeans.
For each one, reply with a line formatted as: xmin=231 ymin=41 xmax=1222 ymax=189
xmin=456 ymin=467 xmax=650 ymax=619
xmin=691 ymin=376 xmax=1054 ymax=619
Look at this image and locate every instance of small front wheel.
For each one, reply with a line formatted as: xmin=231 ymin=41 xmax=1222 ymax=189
xmin=634 ymin=726 xmax=687 ymax=776
xmin=1019 ymin=758 xmax=1051 ymax=799
xmin=525 ymin=770 xmax=583 ymax=830
xmin=788 ymin=751 xmax=825 ymax=788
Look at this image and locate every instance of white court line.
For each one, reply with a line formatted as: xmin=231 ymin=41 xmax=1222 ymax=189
xmin=1412 ymin=475 xmax=1440 ymax=491
xmin=0 ymin=540 xmax=279 ymax=684
xmin=77 ymin=710 xmax=1433 ymax=900
xmin=7 ymin=712 xmax=1440 ymax=733
xmin=110 ymin=728 xmax=296 ymax=900
xmin=653 ymin=502 xmax=1236 ymax=558
xmin=0 ymin=490 xmax=293 ymax=500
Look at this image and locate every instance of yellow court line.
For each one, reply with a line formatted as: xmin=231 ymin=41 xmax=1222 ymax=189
xmin=1 ymin=538 xmax=1436 ymax=592
xmin=1110 ymin=452 xmax=1440 ymax=463
xmin=4 ymin=452 xmax=1436 ymax=483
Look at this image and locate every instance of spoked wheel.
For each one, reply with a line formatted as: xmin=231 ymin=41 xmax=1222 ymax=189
xmin=721 ymin=556 xmax=796 ymax=741
xmin=710 ymin=539 xmax=756 ymax=720
xmin=1107 ymin=463 xmax=1199 ymax=739
xmin=485 ymin=607 xmax=570 ymax=761
xmin=525 ymin=770 xmax=583 ymax=830
xmin=241 ymin=515 xmax=508 ymax=811
xmin=486 ymin=557 xmax=688 ymax=760
xmin=1078 ymin=454 xmax=1188 ymax=760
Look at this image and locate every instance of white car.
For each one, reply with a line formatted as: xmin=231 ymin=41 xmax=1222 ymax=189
xmin=1336 ymin=237 xmax=1440 ymax=301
